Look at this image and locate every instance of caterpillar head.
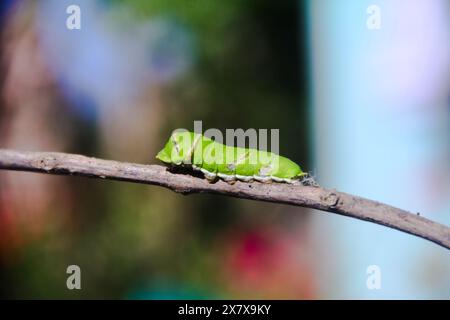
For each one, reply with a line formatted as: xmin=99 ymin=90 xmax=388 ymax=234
xmin=156 ymin=131 xmax=196 ymax=165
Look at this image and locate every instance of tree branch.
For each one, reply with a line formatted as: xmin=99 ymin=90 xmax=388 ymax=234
xmin=0 ymin=148 xmax=449 ymax=250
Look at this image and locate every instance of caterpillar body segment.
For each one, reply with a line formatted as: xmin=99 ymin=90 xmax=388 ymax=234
xmin=156 ymin=131 xmax=308 ymax=184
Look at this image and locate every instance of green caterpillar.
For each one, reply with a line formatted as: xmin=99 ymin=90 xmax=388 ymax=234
xmin=156 ymin=131 xmax=310 ymax=184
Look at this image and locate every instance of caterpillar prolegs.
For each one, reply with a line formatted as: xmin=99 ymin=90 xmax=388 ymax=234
xmin=156 ymin=131 xmax=316 ymax=185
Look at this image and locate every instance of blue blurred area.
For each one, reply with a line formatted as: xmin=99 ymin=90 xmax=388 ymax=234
xmin=0 ymin=0 xmax=14 ymax=18
xmin=36 ymin=0 xmax=194 ymax=121
xmin=308 ymin=0 xmax=450 ymax=298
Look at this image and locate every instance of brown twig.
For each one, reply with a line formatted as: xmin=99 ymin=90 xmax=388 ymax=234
xmin=0 ymin=148 xmax=449 ymax=250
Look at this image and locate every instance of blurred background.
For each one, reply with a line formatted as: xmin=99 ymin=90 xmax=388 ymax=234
xmin=0 ymin=0 xmax=449 ymax=299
